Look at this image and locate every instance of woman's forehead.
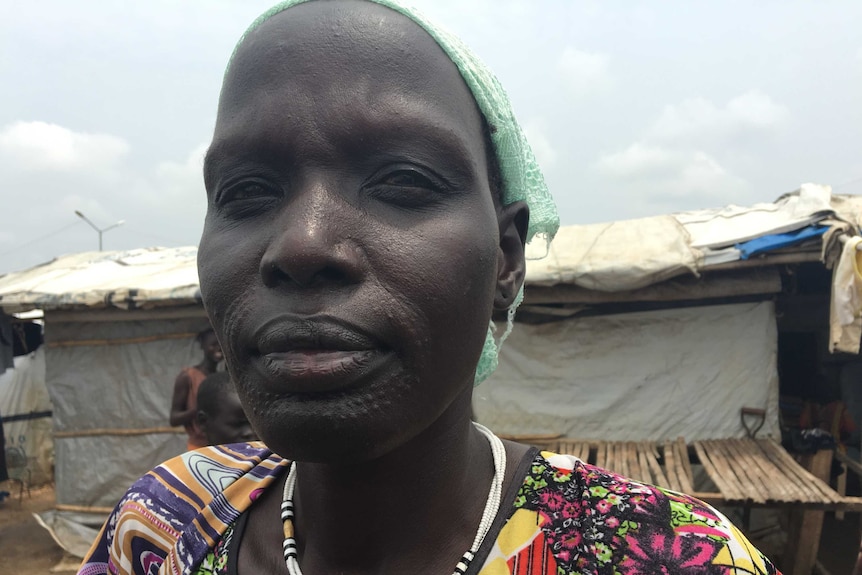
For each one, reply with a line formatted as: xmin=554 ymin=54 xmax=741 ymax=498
xmin=219 ymin=0 xmax=483 ymax=139
xmin=235 ymin=0 xmax=449 ymax=71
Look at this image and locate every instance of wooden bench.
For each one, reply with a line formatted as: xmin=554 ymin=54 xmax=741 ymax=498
xmin=689 ymin=438 xmax=862 ymax=510
xmin=505 ymin=434 xmax=862 ymax=510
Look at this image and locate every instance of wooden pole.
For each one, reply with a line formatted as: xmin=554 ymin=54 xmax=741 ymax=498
xmin=784 ymin=449 xmax=833 ymax=575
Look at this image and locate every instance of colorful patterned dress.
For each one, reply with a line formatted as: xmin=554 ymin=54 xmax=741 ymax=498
xmin=77 ymin=443 xmax=780 ymax=575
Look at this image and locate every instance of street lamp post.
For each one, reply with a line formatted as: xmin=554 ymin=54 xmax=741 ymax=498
xmin=74 ymin=210 xmax=125 ymax=251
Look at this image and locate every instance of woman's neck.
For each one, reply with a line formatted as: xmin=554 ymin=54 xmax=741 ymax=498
xmin=291 ymin=394 xmax=496 ymax=574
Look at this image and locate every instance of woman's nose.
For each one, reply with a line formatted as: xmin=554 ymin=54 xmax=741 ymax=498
xmin=259 ymin=181 xmax=364 ymax=289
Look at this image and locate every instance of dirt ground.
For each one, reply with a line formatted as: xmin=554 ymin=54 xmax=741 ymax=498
xmin=0 ymin=482 xmax=78 ymax=575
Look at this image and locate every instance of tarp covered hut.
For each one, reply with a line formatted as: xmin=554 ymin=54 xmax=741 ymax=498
xmin=476 ymin=183 xmax=862 ymax=443
xmin=0 ymin=246 xmax=209 ymax=555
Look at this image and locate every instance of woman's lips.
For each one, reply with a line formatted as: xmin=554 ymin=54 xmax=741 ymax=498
xmin=250 ymin=317 xmax=393 ymax=394
xmin=256 ymin=349 xmax=391 ymax=393
xmin=258 ymin=349 xmax=387 ymax=392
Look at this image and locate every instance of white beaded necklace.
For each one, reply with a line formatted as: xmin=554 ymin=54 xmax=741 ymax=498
xmin=280 ymin=422 xmax=507 ymax=575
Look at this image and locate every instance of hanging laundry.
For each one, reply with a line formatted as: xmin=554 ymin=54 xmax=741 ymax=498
xmin=0 ymin=313 xmax=14 ymax=375
xmin=829 ymin=236 xmax=862 ymax=353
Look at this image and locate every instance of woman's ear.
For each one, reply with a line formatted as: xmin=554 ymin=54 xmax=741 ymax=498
xmin=495 ymin=201 xmax=529 ymax=310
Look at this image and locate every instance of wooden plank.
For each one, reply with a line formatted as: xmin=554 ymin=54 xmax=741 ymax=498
xmin=740 ymin=439 xmax=780 ymax=503
xmin=603 ymin=442 xmax=613 ymax=474
xmin=625 ymin=442 xmax=635 ymax=479
xmin=710 ymin=441 xmax=766 ymax=503
xmin=740 ymin=439 xmax=798 ymax=503
xmin=785 ymin=449 xmax=832 ymax=575
xmin=723 ymin=439 xmax=768 ymax=504
xmin=46 ymin=306 xmax=206 ymax=323
xmin=54 ymin=426 xmax=184 ymax=438
xmin=707 ymin=440 xmax=751 ymax=502
xmin=627 ymin=442 xmax=635 ymax=478
xmin=48 ymin=331 xmax=198 ymax=348
xmin=665 ymin=439 xmax=694 ymax=494
xmin=524 ymin=267 xmax=782 ymax=305
xmin=636 ymin=447 xmax=649 ymax=484
xmin=644 ymin=442 xmax=669 ymax=488
xmin=598 ymin=442 xmax=609 ymax=472
xmin=694 ymin=441 xmax=744 ymax=501
xmin=557 ymin=440 xmax=590 ymax=462
xmin=758 ymin=441 xmax=834 ymax=503
xmin=676 ymin=437 xmax=695 ymax=490
xmin=687 ymin=497 xmax=862 ymax=512
xmin=607 ymin=441 xmax=617 ymax=475
xmin=661 ymin=441 xmax=682 ymax=491
xmin=622 ymin=443 xmax=632 ymax=479
xmin=631 ymin=443 xmax=644 ymax=482
xmin=615 ymin=443 xmax=626 ymax=477
xmin=700 ymin=441 xmax=739 ymax=500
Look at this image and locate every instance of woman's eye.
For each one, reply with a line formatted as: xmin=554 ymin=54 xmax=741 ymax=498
xmin=380 ymin=170 xmax=436 ymax=189
xmin=223 ymin=181 xmax=276 ymax=201
xmin=367 ymin=168 xmax=449 ymax=209
xmin=216 ymin=180 xmax=281 ymax=215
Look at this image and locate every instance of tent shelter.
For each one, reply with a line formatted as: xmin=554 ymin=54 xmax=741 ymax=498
xmin=477 ymin=183 xmax=862 ymax=443
xmin=0 ymin=247 xmax=208 ymax=556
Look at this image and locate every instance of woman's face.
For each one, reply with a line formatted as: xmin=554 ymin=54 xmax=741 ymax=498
xmin=198 ymin=0 xmax=526 ymax=462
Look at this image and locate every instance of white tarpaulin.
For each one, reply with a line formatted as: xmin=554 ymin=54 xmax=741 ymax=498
xmin=476 ymin=302 xmax=780 ymax=441
xmin=675 ymin=183 xmax=834 ymax=249
xmin=41 ymin=313 xmax=207 ymax=556
xmin=46 ymin=316 xmax=205 ymax=508
xmin=0 ymin=347 xmax=53 ymax=485
xmin=525 ymin=215 xmax=699 ymax=292
xmin=524 ymin=183 xmax=845 ymax=291
xmin=0 ymin=247 xmax=199 ymax=313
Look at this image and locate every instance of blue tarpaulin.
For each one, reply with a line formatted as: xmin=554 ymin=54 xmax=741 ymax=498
xmin=735 ymin=225 xmax=827 ymax=260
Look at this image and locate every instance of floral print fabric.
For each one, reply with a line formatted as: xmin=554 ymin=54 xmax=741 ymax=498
xmin=477 ymin=452 xmax=778 ymax=574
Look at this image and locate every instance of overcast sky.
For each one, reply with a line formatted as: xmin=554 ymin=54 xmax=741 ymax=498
xmin=1 ymin=0 xmax=861 ymax=274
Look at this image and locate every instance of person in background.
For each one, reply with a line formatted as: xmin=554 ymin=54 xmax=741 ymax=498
xmin=195 ymin=372 xmax=257 ymax=445
xmin=169 ymin=327 xmax=223 ymax=450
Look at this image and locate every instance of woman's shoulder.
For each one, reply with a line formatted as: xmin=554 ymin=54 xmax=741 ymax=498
xmin=483 ymin=450 xmax=780 ymax=574
xmin=78 ymin=442 xmax=287 ymax=575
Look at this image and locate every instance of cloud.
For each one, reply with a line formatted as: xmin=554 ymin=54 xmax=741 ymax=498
xmin=0 ymin=121 xmax=129 ymax=172
xmin=0 ymin=122 xmax=207 ymax=273
xmin=649 ymin=90 xmax=788 ymax=144
xmin=153 ymin=143 xmax=208 ymax=201
xmin=588 ymin=89 xmax=790 ymax=214
xmin=596 ymin=143 xmax=749 ymax=205
xmin=596 ymin=143 xmax=679 ymax=180
xmin=557 ymin=47 xmax=612 ymax=98
xmin=522 ymin=119 xmax=558 ymax=171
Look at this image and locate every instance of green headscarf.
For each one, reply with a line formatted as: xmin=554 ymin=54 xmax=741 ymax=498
xmin=230 ymin=0 xmax=560 ymax=384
